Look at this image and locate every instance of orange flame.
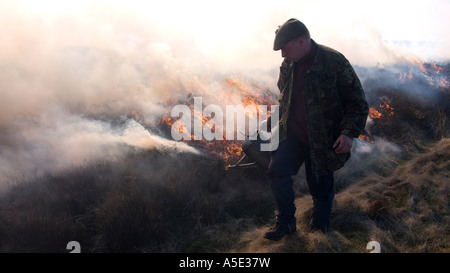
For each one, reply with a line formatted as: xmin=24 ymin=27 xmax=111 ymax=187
xmin=412 ymin=58 xmax=427 ymax=74
xmin=380 ymin=97 xmax=394 ymax=116
xmin=226 ymin=77 xmax=252 ymax=93
xmin=358 ymin=134 xmax=374 ymax=143
xmin=410 ymin=59 xmax=448 ymax=87
xmin=161 ymin=116 xmax=174 ymax=127
xmin=227 ymin=77 xmax=275 ymax=119
xmin=432 ymin=63 xmax=444 ymax=74
xmin=369 ymin=97 xmax=394 ymax=119
xmin=224 ymin=143 xmax=243 ymax=160
xmin=369 ymin=108 xmax=382 ymax=119
xmin=399 ymin=70 xmax=414 ymax=82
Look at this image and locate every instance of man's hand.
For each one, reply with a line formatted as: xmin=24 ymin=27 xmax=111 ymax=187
xmin=333 ymin=135 xmax=353 ymax=154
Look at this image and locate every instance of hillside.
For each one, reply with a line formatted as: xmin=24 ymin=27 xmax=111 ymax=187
xmin=0 ymin=137 xmax=448 ymax=253
xmin=233 ymin=138 xmax=450 ymax=253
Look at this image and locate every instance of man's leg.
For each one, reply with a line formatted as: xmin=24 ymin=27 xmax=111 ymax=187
xmin=265 ymin=133 xmax=307 ymax=240
xmin=304 ymin=161 xmax=335 ymax=233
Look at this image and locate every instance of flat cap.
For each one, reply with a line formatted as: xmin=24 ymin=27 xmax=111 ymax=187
xmin=273 ymin=18 xmax=309 ymax=50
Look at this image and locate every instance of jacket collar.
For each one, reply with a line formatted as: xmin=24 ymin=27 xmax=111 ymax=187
xmin=308 ymin=39 xmax=325 ymax=72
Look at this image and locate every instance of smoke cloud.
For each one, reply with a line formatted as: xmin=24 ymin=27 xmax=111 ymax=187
xmin=0 ymin=0 xmax=448 ymax=189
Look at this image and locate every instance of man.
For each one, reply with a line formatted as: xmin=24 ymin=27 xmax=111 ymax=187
xmin=264 ymin=18 xmax=369 ymax=240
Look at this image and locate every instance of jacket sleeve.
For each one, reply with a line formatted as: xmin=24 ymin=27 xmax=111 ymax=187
xmin=337 ymin=59 xmax=369 ymax=138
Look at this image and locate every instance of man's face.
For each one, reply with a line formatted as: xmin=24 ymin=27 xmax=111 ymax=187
xmin=281 ymin=37 xmax=307 ymax=62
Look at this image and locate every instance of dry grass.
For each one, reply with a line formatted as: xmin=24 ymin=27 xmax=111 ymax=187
xmin=234 ymin=138 xmax=450 ymax=253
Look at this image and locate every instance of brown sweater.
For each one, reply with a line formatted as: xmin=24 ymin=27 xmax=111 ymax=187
xmin=288 ymin=43 xmax=316 ymax=143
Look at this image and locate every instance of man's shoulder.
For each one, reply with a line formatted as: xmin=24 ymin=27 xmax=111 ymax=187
xmin=317 ymin=43 xmax=348 ymax=64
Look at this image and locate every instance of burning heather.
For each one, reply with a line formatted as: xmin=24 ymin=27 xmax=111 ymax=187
xmin=154 ymin=58 xmax=449 ymax=166
xmin=158 ymin=76 xmax=277 ymax=163
xmin=368 ymin=97 xmax=394 ymax=120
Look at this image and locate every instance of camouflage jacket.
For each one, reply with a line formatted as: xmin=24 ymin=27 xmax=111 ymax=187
xmin=276 ymin=40 xmax=369 ymax=175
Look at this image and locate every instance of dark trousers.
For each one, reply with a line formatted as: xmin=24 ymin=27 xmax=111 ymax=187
xmin=267 ymin=131 xmax=335 ymax=231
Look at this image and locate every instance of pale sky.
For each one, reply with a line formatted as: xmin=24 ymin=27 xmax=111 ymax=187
xmin=1 ymin=0 xmax=449 ymax=68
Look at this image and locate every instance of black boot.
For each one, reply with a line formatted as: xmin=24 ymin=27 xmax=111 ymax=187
xmin=309 ymin=223 xmax=330 ymax=234
xmin=264 ymin=217 xmax=297 ymax=241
